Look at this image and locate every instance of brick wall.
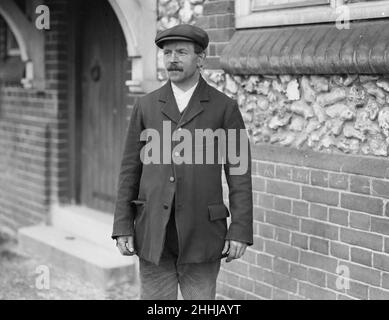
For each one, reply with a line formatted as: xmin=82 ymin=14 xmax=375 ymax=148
xmin=0 ymin=0 xmax=70 ymax=235
xmin=44 ymin=0 xmax=71 ymax=204
xmin=197 ymin=0 xmax=235 ymax=70
xmin=0 ymin=87 xmax=57 ymax=233
xmin=218 ymin=143 xmax=389 ymax=300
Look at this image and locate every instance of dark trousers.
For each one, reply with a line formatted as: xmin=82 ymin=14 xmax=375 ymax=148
xmin=139 ymin=200 xmax=221 ymax=300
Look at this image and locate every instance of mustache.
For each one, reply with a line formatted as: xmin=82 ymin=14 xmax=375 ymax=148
xmin=167 ymin=65 xmax=183 ymax=72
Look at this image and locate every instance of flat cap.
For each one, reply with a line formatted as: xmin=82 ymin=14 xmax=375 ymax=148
xmin=155 ymin=24 xmax=209 ymax=50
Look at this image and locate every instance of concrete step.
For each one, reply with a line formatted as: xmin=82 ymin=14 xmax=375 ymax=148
xmin=18 ymin=225 xmax=137 ymax=289
xmin=50 ymin=204 xmax=115 ymax=250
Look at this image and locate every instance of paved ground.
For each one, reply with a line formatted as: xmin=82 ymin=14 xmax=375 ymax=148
xmin=0 ymin=235 xmax=139 ymax=300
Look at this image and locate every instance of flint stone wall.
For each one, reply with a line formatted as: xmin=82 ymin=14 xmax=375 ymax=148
xmin=203 ymin=71 xmax=389 ymax=157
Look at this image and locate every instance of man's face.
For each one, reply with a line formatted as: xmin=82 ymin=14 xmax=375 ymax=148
xmin=162 ymin=41 xmax=204 ymax=84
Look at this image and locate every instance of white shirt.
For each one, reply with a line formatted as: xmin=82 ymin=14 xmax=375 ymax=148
xmin=171 ymin=81 xmax=198 ymax=114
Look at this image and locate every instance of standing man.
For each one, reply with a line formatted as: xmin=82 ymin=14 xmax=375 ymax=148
xmin=112 ymin=24 xmax=253 ymax=300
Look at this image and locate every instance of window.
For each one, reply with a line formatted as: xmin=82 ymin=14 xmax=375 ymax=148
xmin=236 ymin=0 xmax=389 ymax=28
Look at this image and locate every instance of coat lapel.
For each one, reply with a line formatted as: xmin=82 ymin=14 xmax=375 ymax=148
xmin=159 ymin=75 xmax=210 ymax=127
xmin=178 ymin=76 xmax=209 ymax=128
xmin=159 ymin=81 xmax=181 ymax=124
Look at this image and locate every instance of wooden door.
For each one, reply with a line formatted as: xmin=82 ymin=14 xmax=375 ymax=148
xmin=80 ymin=0 xmax=129 ymax=213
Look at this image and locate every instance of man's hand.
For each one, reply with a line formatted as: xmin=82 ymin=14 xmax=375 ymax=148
xmin=116 ymin=236 xmax=136 ymax=256
xmin=222 ymin=240 xmax=248 ymax=263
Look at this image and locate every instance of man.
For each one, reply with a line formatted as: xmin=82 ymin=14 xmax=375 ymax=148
xmin=112 ymin=24 xmax=253 ymax=300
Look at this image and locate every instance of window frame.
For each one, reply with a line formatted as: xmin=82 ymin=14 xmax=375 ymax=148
xmin=236 ymin=0 xmax=389 ymax=29
xmin=251 ymin=0 xmax=330 ymax=12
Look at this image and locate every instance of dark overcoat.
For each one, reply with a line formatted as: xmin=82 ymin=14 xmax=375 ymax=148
xmin=112 ymin=76 xmax=253 ymax=265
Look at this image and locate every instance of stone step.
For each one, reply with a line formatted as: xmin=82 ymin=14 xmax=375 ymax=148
xmin=50 ymin=204 xmax=115 ymax=250
xmin=18 ymin=225 xmax=137 ymax=290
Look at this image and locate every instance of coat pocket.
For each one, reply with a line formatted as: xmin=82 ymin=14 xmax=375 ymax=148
xmin=208 ymin=204 xmax=230 ymax=221
xmin=131 ymin=199 xmax=146 ymax=217
xmin=131 ymin=199 xmax=146 ymax=206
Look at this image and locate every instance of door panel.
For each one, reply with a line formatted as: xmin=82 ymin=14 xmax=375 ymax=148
xmin=80 ymin=0 xmax=128 ymax=213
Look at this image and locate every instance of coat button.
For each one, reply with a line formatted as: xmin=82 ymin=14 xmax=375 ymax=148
xmin=169 ymin=176 xmax=175 ymax=182
xmin=163 ymin=204 xmax=169 ymax=210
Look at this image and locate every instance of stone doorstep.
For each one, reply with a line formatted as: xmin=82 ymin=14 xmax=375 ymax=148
xmin=18 ymin=225 xmax=137 ymax=290
xmin=50 ymin=204 xmax=116 ymax=250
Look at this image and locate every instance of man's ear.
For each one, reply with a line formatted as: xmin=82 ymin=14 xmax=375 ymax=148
xmin=197 ymin=51 xmax=206 ymax=68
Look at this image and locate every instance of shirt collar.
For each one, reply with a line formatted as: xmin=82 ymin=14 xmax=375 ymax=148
xmin=171 ymin=81 xmax=199 ymax=97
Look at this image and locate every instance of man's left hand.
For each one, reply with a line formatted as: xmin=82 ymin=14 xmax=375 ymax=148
xmin=222 ymin=240 xmax=248 ymax=263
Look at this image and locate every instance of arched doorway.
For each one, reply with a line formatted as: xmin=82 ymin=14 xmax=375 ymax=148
xmin=77 ymin=0 xmax=129 ymax=213
xmin=0 ymin=0 xmax=45 ymax=88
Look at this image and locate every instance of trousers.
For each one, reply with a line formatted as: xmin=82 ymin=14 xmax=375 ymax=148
xmin=139 ymin=201 xmax=221 ymax=300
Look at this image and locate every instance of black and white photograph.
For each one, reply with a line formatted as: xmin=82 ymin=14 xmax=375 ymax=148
xmin=1 ymin=0 xmax=389 ymax=306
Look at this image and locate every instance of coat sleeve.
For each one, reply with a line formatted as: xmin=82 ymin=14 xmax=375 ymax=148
xmin=223 ymin=101 xmax=254 ymax=246
xmin=111 ymin=100 xmax=144 ymax=239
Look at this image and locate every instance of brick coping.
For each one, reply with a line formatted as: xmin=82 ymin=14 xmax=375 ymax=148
xmin=251 ymin=142 xmax=389 ymax=179
xmin=221 ymin=19 xmax=389 ymax=75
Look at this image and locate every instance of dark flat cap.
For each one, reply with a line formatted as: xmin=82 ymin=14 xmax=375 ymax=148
xmin=155 ymin=24 xmax=209 ymax=50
